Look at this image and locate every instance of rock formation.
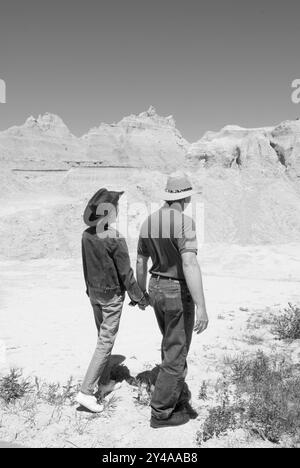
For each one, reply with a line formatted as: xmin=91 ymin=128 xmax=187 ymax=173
xmin=0 ymin=110 xmax=300 ymax=258
xmin=188 ymin=120 xmax=300 ymax=177
xmin=0 ymin=107 xmax=188 ymax=170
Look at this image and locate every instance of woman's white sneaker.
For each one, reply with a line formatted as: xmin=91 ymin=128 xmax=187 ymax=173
xmin=75 ymin=392 xmax=104 ymax=413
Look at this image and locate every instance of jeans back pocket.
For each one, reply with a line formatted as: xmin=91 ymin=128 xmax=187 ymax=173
xmin=163 ymin=291 xmax=183 ymax=313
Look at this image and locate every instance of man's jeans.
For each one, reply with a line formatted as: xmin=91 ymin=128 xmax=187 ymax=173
xmin=81 ymin=289 xmax=124 ymax=396
xmin=148 ymin=276 xmax=195 ymax=420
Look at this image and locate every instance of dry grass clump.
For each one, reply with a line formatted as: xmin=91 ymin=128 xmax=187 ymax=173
xmin=272 ymin=303 xmax=300 ymax=341
xmin=0 ymin=369 xmax=32 ymax=404
xmin=196 ymin=351 xmax=300 ymax=447
xmin=34 ymin=376 xmax=80 ymax=406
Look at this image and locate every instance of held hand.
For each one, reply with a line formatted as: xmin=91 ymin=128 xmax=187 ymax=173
xmin=138 ymin=292 xmax=150 ymax=310
xmin=194 ymin=306 xmax=209 ymax=334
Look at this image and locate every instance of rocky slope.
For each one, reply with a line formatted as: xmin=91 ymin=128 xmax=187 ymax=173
xmin=0 ymin=107 xmax=188 ymax=170
xmin=83 ymin=106 xmax=188 ymax=167
xmin=0 ymin=111 xmax=300 ymax=258
xmin=1 ymin=109 xmax=299 ymax=175
xmin=188 ymin=120 xmax=300 ymax=177
xmin=0 ymin=113 xmax=85 ymax=167
xmin=185 ymin=119 xmax=300 ymax=244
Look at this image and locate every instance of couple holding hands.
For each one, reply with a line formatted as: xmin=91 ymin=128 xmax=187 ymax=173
xmin=76 ymin=173 xmax=208 ymax=429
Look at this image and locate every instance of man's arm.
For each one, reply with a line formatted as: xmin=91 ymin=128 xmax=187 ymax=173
xmin=136 ymin=232 xmax=150 ymax=309
xmin=136 ymin=254 xmax=149 ymax=293
xmin=182 ymin=251 xmax=208 ymax=334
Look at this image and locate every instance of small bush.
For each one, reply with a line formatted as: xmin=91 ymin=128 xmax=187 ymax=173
xmin=0 ymin=369 xmax=32 ymax=404
xmin=244 ymin=334 xmax=265 ymax=346
xmin=272 ymin=303 xmax=300 ymax=340
xmin=102 ymin=394 xmax=120 ymax=414
xmin=197 ymin=351 xmax=300 ymax=445
xmin=200 ymin=405 xmax=237 ymax=442
xmin=198 ymin=381 xmax=208 ymax=401
xmin=35 ymin=376 xmax=80 ymax=406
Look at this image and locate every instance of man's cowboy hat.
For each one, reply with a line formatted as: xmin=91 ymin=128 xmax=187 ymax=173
xmin=160 ymin=173 xmax=196 ymax=201
xmin=83 ymin=188 xmax=124 ymax=227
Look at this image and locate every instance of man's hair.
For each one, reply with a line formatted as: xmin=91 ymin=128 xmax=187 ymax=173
xmin=166 ymin=196 xmax=190 ymax=207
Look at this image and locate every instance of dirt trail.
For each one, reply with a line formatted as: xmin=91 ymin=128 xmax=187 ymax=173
xmin=0 ymin=246 xmax=299 ymax=447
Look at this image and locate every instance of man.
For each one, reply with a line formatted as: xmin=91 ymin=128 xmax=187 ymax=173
xmin=76 ymin=188 xmax=148 ymax=413
xmin=136 ymin=173 xmax=208 ymax=428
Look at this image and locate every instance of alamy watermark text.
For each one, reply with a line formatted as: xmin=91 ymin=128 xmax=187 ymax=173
xmin=291 ymin=79 xmax=300 ymax=104
xmin=0 ymin=78 xmax=6 ymax=103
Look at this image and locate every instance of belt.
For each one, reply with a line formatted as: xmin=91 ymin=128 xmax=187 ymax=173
xmin=151 ymin=274 xmax=186 ymax=284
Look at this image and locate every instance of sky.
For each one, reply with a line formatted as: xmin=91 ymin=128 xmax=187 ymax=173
xmin=0 ymin=0 xmax=300 ymax=142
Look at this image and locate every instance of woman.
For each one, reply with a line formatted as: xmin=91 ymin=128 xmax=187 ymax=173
xmin=76 ymin=188 xmax=148 ymax=412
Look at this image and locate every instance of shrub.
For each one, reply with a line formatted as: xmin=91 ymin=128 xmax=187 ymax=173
xmin=198 ymin=381 xmax=208 ymax=401
xmin=272 ymin=303 xmax=300 ymax=340
xmin=35 ymin=376 xmax=80 ymax=406
xmin=102 ymin=393 xmax=120 ymax=414
xmin=0 ymin=369 xmax=32 ymax=404
xmin=196 ymin=351 xmax=300 ymax=445
xmin=200 ymin=404 xmax=237 ymax=443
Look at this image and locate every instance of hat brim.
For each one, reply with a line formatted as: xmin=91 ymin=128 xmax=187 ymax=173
xmin=160 ymin=189 xmax=197 ymax=201
xmin=83 ymin=206 xmax=101 ymax=227
xmin=83 ymin=190 xmax=124 ymax=227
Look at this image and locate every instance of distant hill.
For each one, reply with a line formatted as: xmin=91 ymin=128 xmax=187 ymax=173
xmin=0 ymin=110 xmax=300 ymax=259
xmin=0 ymin=106 xmax=188 ymax=170
xmin=188 ymin=120 xmax=300 ymax=178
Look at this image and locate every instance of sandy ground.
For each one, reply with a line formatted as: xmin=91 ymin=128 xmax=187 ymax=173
xmin=0 ymin=244 xmax=300 ymax=448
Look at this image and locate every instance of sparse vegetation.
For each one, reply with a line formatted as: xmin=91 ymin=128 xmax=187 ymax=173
xmin=243 ymin=334 xmax=265 ymax=346
xmin=0 ymin=369 xmax=32 ymax=404
xmin=133 ymin=381 xmax=152 ymax=407
xmin=198 ymin=381 xmax=208 ymax=401
xmin=0 ymin=369 xmax=122 ymax=447
xmin=102 ymin=394 xmax=120 ymax=414
xmin=196 ymin=351 xmax=300 ymax=447
xmin=198 ymin=404 xmax=237 ymax=444
xmin=272 ymin=303 xmax=300 ymax=341
xmin=34 ymin=376 xmax=80 ymax=406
